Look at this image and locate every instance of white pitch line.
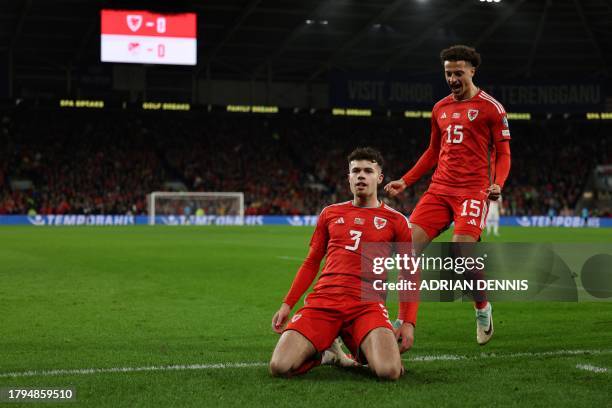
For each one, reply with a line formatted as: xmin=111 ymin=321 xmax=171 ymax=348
xmin=411 ymin=354 xmax=466 ymax=361
xmin=1 ymin=349 xmax=610 ymax=379
xmin=0 ymin=362 xmax=268 ymax=379
xmin=576 ymin=364 xmax=608 ymax=373
xmin=404 ymin=348 xmax=612 ymax=363
xmin=276 ymin=255 xmax=302 ymax=261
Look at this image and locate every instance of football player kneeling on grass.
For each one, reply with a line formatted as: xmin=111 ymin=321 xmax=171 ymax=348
xmin=269 ymin=147 xmax=418 ymax=380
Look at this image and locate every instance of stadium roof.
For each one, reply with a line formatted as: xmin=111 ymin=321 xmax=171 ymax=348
xmin=1 ymin=0 xmax=611 ymax=93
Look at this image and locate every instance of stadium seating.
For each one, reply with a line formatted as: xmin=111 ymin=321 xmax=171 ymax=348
xmin=0 ymin=109 xmax=610 ymax=216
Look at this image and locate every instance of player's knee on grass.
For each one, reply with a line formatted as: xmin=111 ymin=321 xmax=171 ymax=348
xmin=269 ymin=355 xmax=293 ymax=377
xmin=371 ymin=360 xmax=402 ymax=381
xmin=360 ymin=327 xmax=403 ymax=381
xmin=269 ymin=330 xmax=317 ymax=377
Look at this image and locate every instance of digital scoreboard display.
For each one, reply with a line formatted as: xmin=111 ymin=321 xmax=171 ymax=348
xmin=101 ymin=10 xmax=196 ymax=65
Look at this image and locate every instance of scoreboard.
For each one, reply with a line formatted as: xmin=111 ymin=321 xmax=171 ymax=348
xmin=101 ymin=10 xmax=197 ymax=65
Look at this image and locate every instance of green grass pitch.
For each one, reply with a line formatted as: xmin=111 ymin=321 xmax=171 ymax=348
xmin=0 ymin=226 xmax=610 ymax=407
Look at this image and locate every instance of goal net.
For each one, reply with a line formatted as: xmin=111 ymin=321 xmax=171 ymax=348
xmin=147 ymin=192 xmax=244 ymax=225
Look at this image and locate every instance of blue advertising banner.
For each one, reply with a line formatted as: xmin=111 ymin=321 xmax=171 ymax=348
xmin=329 ymin=71 xmax=605 ymax=113
xmin=0 ymin=215 xmax=611 ymax=228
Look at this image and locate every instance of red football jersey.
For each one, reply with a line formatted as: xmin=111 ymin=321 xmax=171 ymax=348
xmin=428 ymin=90 xmax=511 ymax=196
xmin=282 ymin=200 xmax=418 ymax=323
xmin=310 ymin=200 xmax=412 ymax=296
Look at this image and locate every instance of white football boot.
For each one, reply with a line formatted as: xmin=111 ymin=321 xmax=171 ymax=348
xmin=476 ymin=303 xmax=494 ymax=345
xmin=321 ymin=337 xmax=358 ymax=367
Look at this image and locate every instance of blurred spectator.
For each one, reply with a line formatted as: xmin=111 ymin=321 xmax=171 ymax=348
xmin=0 ymin=109 xmax=609 ymax=216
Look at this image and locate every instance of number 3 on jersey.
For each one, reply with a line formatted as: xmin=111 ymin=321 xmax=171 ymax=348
xmin=345 ymin=230 xmax=362 ymax=251
xmin=446 ymin=124 xmax=464 ymax=144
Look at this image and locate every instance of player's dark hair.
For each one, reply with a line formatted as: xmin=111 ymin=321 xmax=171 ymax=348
xmin=347 ymin=147 xmax=384 ymax=170
xmin=440 ymin=45 xmax=481 ymax=68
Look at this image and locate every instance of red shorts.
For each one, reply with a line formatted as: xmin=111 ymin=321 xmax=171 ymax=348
xmin=410 ymin=191 xmax=489 ymax=240
xmin=284 ymin=292 xmax=393 ymax=362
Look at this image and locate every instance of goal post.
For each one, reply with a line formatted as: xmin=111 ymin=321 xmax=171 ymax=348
xmin=147 ymin=192 xmax=245 ymax=225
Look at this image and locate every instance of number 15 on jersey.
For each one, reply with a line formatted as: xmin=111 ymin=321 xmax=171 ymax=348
xmin=446 ymin=124 xmax=464 ymax=144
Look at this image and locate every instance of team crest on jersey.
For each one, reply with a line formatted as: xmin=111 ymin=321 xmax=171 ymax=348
xmin=336 ymin=217 xmax=345 ymax=224
xmin=354 ymin=217 xmax=365 ymax=225
xmin=468 ymin=109 xmax=479 ymax=121
xmin=373 ymin=217 xmax=387 ymax=230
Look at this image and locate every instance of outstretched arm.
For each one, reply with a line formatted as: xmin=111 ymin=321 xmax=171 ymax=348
xmin=385 ymin=115 xmax=441 ymax=197
xmin=401 ymin=124 xmax=442 ymax=187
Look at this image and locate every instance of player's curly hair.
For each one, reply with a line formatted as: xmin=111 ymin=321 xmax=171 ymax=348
xmin=440 ymin=45 xmax=481 ymax=68
xmin=347 ymin=147 xmax=384 ymax=169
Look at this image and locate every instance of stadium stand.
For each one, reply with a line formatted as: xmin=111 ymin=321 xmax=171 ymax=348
xmin=1 ymin=109 xmax=610 ymax=216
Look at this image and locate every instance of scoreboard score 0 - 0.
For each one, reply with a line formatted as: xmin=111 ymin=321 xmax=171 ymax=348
xmin=101 ymin=10 xmax=197 ymax=66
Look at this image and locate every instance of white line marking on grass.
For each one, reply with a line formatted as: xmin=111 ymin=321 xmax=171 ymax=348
xmin=276 ymin=255 xmax=302 ymax=261
xmin=576 ymin=364 xmax=608 ymax=373
xmin=1 ymin=349 xmax=610 ymax=379
xmin=403 ymin=349 xmax=612 ymax=363
xmin=411 ymin=354 xmax=466 ymax=361
xmin=0 ymin=362 xmax=268 ymax=378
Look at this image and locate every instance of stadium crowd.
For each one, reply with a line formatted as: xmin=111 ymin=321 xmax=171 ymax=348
xmin=0 ymin=109 xmax=610 ymax=217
